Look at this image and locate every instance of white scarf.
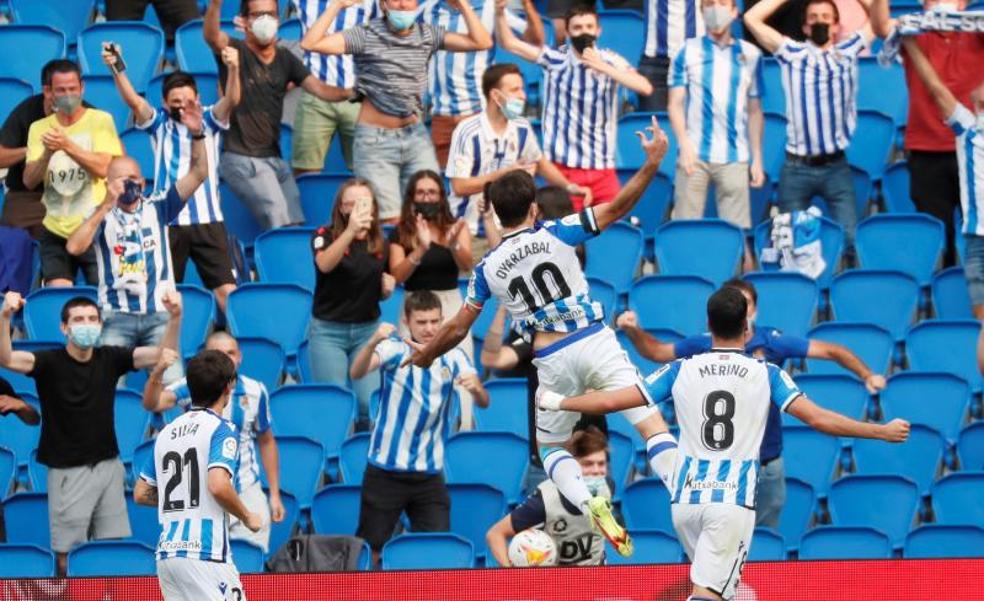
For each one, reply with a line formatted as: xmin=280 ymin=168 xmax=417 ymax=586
xmin=879 ymin=9 xmax=984 ymax=66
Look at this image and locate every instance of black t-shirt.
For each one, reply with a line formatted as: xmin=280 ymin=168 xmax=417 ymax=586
xmin=218 ymin=39 xmax=310 ymax=158
xmin=28 ymin=346 xmax=135 ymax=468
xmin=311 ymin=227 xmax=389 ymax=323
xmin=388 ymin=230 xmax=459 ymax=292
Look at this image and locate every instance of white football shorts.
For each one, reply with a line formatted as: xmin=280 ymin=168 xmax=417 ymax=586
xmin=157 ymin=557 xmax=245 ymax=601
xmin=671 ymin=503 xmax=756 ymax=600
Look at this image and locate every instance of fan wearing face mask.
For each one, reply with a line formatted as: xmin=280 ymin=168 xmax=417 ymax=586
xmin=745 ymin=0 xmax=877 ymax=265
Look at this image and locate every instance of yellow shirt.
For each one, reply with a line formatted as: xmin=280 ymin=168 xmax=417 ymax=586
xmin=26 ymin=108 xmax=122 ymax=238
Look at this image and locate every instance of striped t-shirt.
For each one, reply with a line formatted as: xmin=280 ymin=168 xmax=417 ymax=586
xmin=342 ymin=19 xmax=446 ymax=118
xmin=948 ymin=104 xmax=984 ymax=236
xmin=644 ymin=0 xmax=703 ymax=60
xmin=294 ymin=0 xmax=378 ymax=88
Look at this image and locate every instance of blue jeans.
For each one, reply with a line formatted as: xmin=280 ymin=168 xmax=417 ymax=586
xmin=964 ymin=235 xmax=984 ymax=307
xmin=99 ymin=310 xmax=183 ymax=382
xmin=307 ymin=317 xmax=379 ymax=421
xmin=754 ymin=456 xmax=786 ymax=529
xmin=352 ymin=122 xmax=438 ymax=221
xmin=777 ymin=157 xmax=857 ymax=260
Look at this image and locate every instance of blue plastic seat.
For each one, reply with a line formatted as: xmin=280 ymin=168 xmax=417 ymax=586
xmin=448 ymin=483 xmax=507 ymax=560
xmin=81 ymin=75 xmax=131 ymax=132
xmin=0 ymin=398 xmax=41 ymax=470
xmin=270 ymin=384 xmax=355 ymax=462
xmin=845 ymin=110 xmax=895 ymax=181
xmin=654 ymin=219 xmax=744 ymax=286
xmin=828 ymin=475 xmax=919 ymax=548
xmin=381 ymin=533 xmax=475 ymax=570
xmin=616 ymin=113 xmax=676 ymax=177
xmin=78 ymin=22 xmax=164 ymax=93
xmin=762 ymin=112 xmax=788 ymax=185
xmin=606 ymin=529 xmax=684 ymax=565
xmin=779 ymin=478 xmax=815 ymax=552
xmin=339 ymin=433 xmax=370 ymax=485
xmin=782 ymin=427 xmax=840 ymax=498
xmin=276 ymin=436 xmax=326 ymax=510
xmin=120 ymin=128 xmax=155 ymax=183
xmin=621 ymin=478 xmax=673 ymax=534
xmin=607 ymin=431 xmax=635 ymax=494
xmin=28 ymin=450 xmax=47 ymax=493
xmin=829 ymin=270 xmax=920 ymax=341
xmin=131 ymin=439 xmax=155 ymax=483
xmin=0 ymin=26 xmax=66 ymax=92
xmin=473 ymin=379 xmax=528 ymax=438
xmin=267 ymin=489 xmax=299 ymax=557
xmin=749 ymin=528 xmax=786 ymax=561
xmin=0 ymin=366 xmax=36 ymax=396
xmin=882 ymin=162 xmax=915 ymax=213
xmin=904 ymin=525 xmax=984 ymax=559
xmin=175 ymin=283 xmax=215 ymax=360
xmin=68 ymin=540 xmax=155 ymax=576
xmin=753 ymin=216 xmax=844 ymax=291
xmin=799 ymin=526 xmax=892 ymax=559
xmin=931 ymin=267 xmax=972 ymax=319
xmin=146 ymin=72 xmax=221 ymax=108
xmin=958 ymin=423 xmax=984 ymax=470
xmin=857 ymin=58 xmax=908 ymax=127
xmin=906 ymin=320 xmax=981 ymax=393
xmin=125 ymin=492 xmax=160 ymax=548
xmin=628 ymin=275 xmax=715 ymax=334
xmin=297 ymin=173 xmax=351 ymax=228
xmin=620 ymin=171 xmax=673 ymax=245
xmin=597 ymin=10 xmax=644 ymax=64
xmin=855 ymin=214 xmax=945 ymax=286
xmin=254 ymin=227 xmax=317 ymax=290
xmin=852 ymin=424 xmax=944 ymax=496
xmin=11 ymin=0 xmax=94 ymax=46
xmin=445 ymin=432 xmax=528 ymax=506
xmin=219 ymin=182 xmax=264 ymax=246
xmin=0 ymin=544 xmax=56 ymax=578
xmin=0 ymin=78 xmax=35 ymax=127
xmin=115 ymin=389 xmax=150 ymax=466
xmin=24 ymin=286 xmax=98 ymax=341
xmin=585 ymin=222 xmax=643 ymax=292
xmin=3 ymin=493 xmax=49 ymax=548
xmin=879 ymin=372 xmax=970 ymax=443
xmin=231 ymin=539 xmax=265 ymax=573
xmin=616 ymin=328 xmax=681 ymax=376
xmin=931 ymin=472 xmax=984 ymax=526
xmin=804 ymin=322 xmax=893 ymax=377
xmin=237 ymin=337 xmax=284 ymax=391
xmin=586 ymin=277 xmax=618 ymax=323
xmin=0 ymin=447 xmax=15 ymax=501
xmin=788 ymin=375 xmax=869 ymax=428
xmin=227 ymin=284 xmax=313 ymax=358
xmin=743 ymin=272 xmax=818 ymax=337
xmin=759 ymin=60 xmax=784 ymax=115
xmin=175 ymin=19 xmax=237 ymax=73
xmin=379 ymin=285 xmax=406 ymax=336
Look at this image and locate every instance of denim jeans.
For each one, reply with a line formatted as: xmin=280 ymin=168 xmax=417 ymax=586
xmin=352 ymin=122 xmax=438 ymax=221
xmin=964 ymin=235 xmax=984 ymax=307
xmin=636 ymin=55 xmax=670 ymax=112
xmin=777 ymin=157 xmax=857 ymax=260
xmin=307 ymin=317 xmax=380 ymax=421
xmin=99 ymin=310 xmax=183 ymax=382
xmin=754 ymin=457 xmax=786 ymax=529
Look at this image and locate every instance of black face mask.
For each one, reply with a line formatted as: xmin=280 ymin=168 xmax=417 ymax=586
xmin=169 ymin=106 xmax=182 ymax=121
xmin=414 ymin=201 xmax=441 ymax=220
xmin=809 ymin=23 xmax=830 ymax=46
xmin=570 ymin=33 xmax=596 ymax=54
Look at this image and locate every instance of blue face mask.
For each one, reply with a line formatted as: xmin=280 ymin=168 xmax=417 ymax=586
xmin=68 ymin=323 xmax=101 ymax=349
xmin=386 ymin=9 xmax=417 ymax=31
xmin=498 ymin=95 xmax=525 ymax=120
xmin=583 ymin=475 xmax=609 ymax=498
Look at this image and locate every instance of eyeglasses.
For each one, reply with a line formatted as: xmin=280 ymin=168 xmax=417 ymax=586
xmin=248 ymin=10 xmax=277 ymax=18
xmin=415 ymin=188 xmax=441 ymax=198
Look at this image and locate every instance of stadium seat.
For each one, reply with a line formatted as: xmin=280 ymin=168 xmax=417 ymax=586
xmin=616 ymin=112 xmax=677 ymax=177
xmin=125 ymin=492 xmax=160 ymax=548
xmin=276 ymin=436 xmax=326 ymax=510
xmin=175 ymin=19 xmax=238 ymax=73
xmin=231 ymin=539 xmax=265 ymax=573
xmin=448 ymin=483 xmax=507 ymax=560
xmin=628 ymin=275 xmax=715 ymax=335
xmin=585 ymin=222 xmax=644 ymax=292
xmin=218 ymin=182 xmax=264 ymax=247
xmin=146 ymin=72 xmax=221 ymax=108
xmin=28 ymin=450 xmax=47 ymax=493
xmin=879 ymin=372 xmax=970 ymax=443
xmin=78 ymin=22 xmax=164 ymax=93
xmin=845 ymin=110 xmax=895 ymax=182
xmin=381 ymin=533 xmax=475 ymax=570
xmin=175 ymin=284 xmax=215 ymax=360
xmin=743 ymin=272 xmax=818 ymax=337
xmin=608 ymin=431 xmax=635 ymax=494
xmin=804 ymin=322 xmax=894 ymax=377
xmin=798 ymin=526 xmax=892 ymax=560
xmin=958 ymin=423 xmax=984 ymax=470
xmin=474 ymin=379 xmax=528 ymax=438
xmin=653 ymin=219 xmax=744 ymax=286
xmin=904 ymin=525 xmax=984 ymax=559
xmin=68 ymin=540 xmax=155 ymax=576
xmin=0 ymin=544 xmax=56 ymax=578
xmin=0 ymin=366 xmax=35 ymax=397
xmin=296 ymin=340 xmax=314 ymax=383
xmin=752 ymin=216 xmax=844 ymax=291
xmin=931 ymin=472 xmax=984 ymax=526
xmin=0 ymin=26 xmax=66 ymax=92
xmin=10 ymin=0 xmax=94 ymax=46
xmin=906 ymin=320 xmax=981 ymax=393
xmin=881 ymin=162 xmax=915 ymax=213
xmin=606 ymin=529 xmax=684 ymax=565
xmin=280 ymin=123 xmax=293 ymax=159
xmin=782 ymin=427 xmax=840 ymax=498
xmin=789 ymin=374 xmax=869 ymax=427
xmin=759 ymin=59 xmax=783 ymax=115
xmin=749 ymin=528 xmax=786 ymax=561
xmin=267 ymin=489 xmax=299 ymax=557
xmin=852 ymin=424 xmax=944 ymax=496
xmin=621 ymin=171 xmax=673 ymax=245
xmin=0 ymin=447 xmax=15 ymax=501
xmin=586 ymin=277 xmax=618 ymax=323
xmin=616 ymin=328 xmax=680 ymax=377
xmin=857 ymin=58 xmax=908 ymax=127
xmin=339 ymin=433 xmax=370 ymax=485
xmin=254 ymin=227 xmax=317 ymax=290
xmin=621 ymin=478 xmax=673 ymax=534
xmin=115 ymin=389 xmax=151 ymax=466
xmin=120 ymin=128 xmax=155 ymax=183
xmin=829 ymin=270 xmax=920 ymax=341
xmin=779 ymin=478 xmax=816 ymax=552
xmin=445 ymin=432 xmax=528 ymax=506
xmin=24 ymin=286 xmax=98 ymax=341
xmin=81 ymin=75 xmax=131 ymax=132
xmin=0 ymin=78 xmax=34 ymax=127
xmin=828 ymin=475 xmax=919 ymax=548
xmin=379 ymin=285 xmax=406 ymax=335
xmin=932 ymin=267 xmax=973 ymax=320
xmin=597 ymin=10 xmax=644 ymax=66
xmin=855 ymin=214 xmax=945 ymax=286
xmin=297 ymin=173 xmax=349 ymax=227
xmin=3 ymin=493 xmax=49 ymax=548
xmin=131 ymin=439 xmax=154 ymax=482
xmin=762 ymin=112 xmax=789 ymax=185
xmin=270 ymin=384 xmax=355 ymax=464
xmin=0 ymin=398 xmax=41 ymax=471
xmin=227 ymin=284 xmax=313 ymax=359
xmin=237 ymin=337 xmax=285 ymax=391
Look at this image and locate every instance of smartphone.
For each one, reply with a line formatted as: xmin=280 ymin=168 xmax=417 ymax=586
xmin=355 ymin=196 xmax=372 ymax=219
xmin=104 ymin=42 xmax=127 ymax=75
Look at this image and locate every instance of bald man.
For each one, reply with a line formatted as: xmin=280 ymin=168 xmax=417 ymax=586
xmin=66 ymin=101 xmax=209 ymax=383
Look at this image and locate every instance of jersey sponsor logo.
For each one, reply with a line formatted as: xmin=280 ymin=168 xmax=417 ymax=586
xmin=558 ymin=534 xmax=595 ymax=564
xmin=779 ymin=369 xmax=796 ymax=389
xmin=560 ymin=214 xmax=580 ymax=226
xmin=222 ymin=437 xmax=238 ymax=460
xmin=646 ymin=363 xmax=671 ymax=385
xmin=493 ymin=241 xmax=552 ymax=279
xmin=551 ymin=517 xmax=568 ymax=534
xmin=526 ymin=305 xmax=586 ymax=328
xmin=160 ymin=539 xmax=203 ymax=552
xmin=683 ymin=473 xmax=739 ymax=492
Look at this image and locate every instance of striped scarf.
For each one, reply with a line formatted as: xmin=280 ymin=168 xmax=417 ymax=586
xmin=879 ymin=9 xmax=984 ymax=66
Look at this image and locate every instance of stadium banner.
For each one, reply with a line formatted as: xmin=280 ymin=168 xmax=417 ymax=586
xmin=2 ymin=558 xmax=980 ymax=600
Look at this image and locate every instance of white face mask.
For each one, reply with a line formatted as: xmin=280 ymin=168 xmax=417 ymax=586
xmin=583 ymin=475 xmax=610 ymax=498
xmin=702 ymin=5 xmax=734 ymax=32
xmin=251 ymin=15 xmax=279 ymax=44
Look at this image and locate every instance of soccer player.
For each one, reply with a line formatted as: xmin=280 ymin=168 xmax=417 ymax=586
xmin=405 ymin=117 xmax=675 ymax=557
xmin=135 ymin=350 xmax=263 ymax=601
xmin=539 ymin=287 xmax=910 ymax=601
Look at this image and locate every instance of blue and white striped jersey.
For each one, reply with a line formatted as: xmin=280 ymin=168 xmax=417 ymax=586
xmin=640 ymin=350 xmax=802 ymax=509
xmin=643 ymin=0 xmax=703 ymax=59
xmin=466 ymin=210 xmax=604 ymax=334
xmin=169 ymin=375 xmax=272 ymax=491
xmin=137 ymin=106 xmax=226 ymax=226
xmin=538 ymin=45 xmax=627 ymax=169
xmin=140 ymin=408 xmax=239 ymax=563
xmin=775 ymin=33 xmax=867 ymax=157
xmin=670 ymin=36 xmax=763 ymax=164
xmin=369 ymin=338 xmax=474 ymax=473
xmin=93 ymin=187 xmax=182 ymax=314
xmin=948 ymin=103 xmax=984 ymax=236
xmin=293 ymin=0 xmax=378 ymax=87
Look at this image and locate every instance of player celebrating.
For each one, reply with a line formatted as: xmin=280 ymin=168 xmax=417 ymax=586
xmin=405 ymin=117 xmax=676 ymax=557
xmin=538 ymin=287 xmax=910 ymax=601
xmin=135 ymin=350 xmax=263 ymax=601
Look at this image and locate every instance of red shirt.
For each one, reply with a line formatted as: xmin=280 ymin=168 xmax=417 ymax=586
xmin=903 ymin=31 xmax=984 ymax=152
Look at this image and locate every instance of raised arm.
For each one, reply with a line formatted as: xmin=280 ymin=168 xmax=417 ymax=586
xmin=0 ymin=293 xmax=35 ymax=374
xmin=807 ymin=340 xmax=886 ymax=393
xmin=592 ymin=116 xmax=668 ymax=230
xmin=615 ymin=311 xmax=678 ymax=363
xmin=204 ymin=0 xmax=232 ymax=52
xmin=300 ymin=0 xmax=358 ymax=55
xmin=405 ymin=304 xmax=481 ymax=368
xmin=495 ymin=0 xmax=542 ymax=62
xmin=868 ymin=0 xmax=894 ymax=39
xmin=901 ymin=37 xmax=957 ymax=118
xmin=518 ymin=0 xmax=545 ymax=45
xmin=102 ymin=45 xmax=155 ymax=125
xmin=175 ymin=103 xmax=209 ymax=201
xmin=579 ymin=48 xmax=653 ymax=96
xmin=133 ymin=290 xmax=182 ymax=369
xmin=786 ymin=394 xmax=909 ymax=441
xmin=66 ymin=197 xmax=112 ymax=256
xmin=141 ymin=348 xmax=180 ymax=412
xmin=350 ymin=323 xmax=395 ymax=379
xmin=743 ymin=0 xmax=787 ymax=54
xmin=443 ymin=0 xmax=494 ymax=51
xmin=211 ymin=46 xmax=242 ymax=124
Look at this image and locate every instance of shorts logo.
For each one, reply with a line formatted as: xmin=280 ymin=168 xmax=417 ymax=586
xmin=222 ymin=437 xmax=238 ymax=460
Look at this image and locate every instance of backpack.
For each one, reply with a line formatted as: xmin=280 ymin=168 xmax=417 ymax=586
xmin=266 ymin=534 xmax=368 ymax=573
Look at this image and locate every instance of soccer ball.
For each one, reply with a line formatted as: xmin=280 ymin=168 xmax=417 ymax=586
xmin=508 ymin=529 xmax=558 ymax=567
